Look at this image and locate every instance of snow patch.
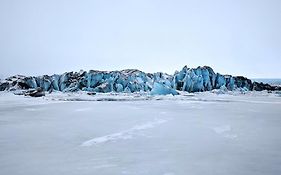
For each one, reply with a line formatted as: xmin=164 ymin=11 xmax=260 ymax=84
xmin=74 ymin=108 xmax=92 ymax=112
xmin=163 ymin=173 xmax=175 ymax=175
xmin=91 ymin=164 xmax=117 ymax=169
xmin=213 ymin=125 xmax=237 ymax=139
xmin=213 ymin=125 xmax=231 ymax=134
xmin=24 ymin=108 xmax=45 ymax=111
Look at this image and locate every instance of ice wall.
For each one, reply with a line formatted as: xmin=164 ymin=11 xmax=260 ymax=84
xmin=0 ymin=66 xmax=280 ymax=94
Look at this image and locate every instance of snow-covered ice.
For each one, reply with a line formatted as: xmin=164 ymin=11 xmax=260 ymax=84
xmin=0 ymin=91 xmax=281 ymax=175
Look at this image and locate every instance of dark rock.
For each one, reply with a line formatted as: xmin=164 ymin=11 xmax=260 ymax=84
xmin=234 ymin=76 xmax=253 ymax=90
xmin=0 ymin=82 xmax=9 ymax=91
xmin=87 ymin=92 xmax=96 ymax=95
xmin=24 ymin=87 xmax=45 ymax=97
xmin=17 ymin=80 xmax=31 ymax=89
xmin=252 ymin=82 xmax=280 ymax=91
xmin=94 ymin=82 xmax=112 ymax=93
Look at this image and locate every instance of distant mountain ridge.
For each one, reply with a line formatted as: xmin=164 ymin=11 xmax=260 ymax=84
xmin=252 ymin=79 xmax=281 ymax=86
xmin=0 ymin=66 xmax=280 ymax=94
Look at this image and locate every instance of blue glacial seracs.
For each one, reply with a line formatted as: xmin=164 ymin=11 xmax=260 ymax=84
xmin=0 ymin=66 xmax=280 ymax=95
xmin=150 ymin=82 xmax=179 ymax=96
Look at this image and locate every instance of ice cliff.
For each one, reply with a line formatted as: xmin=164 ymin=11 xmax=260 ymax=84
xmin=0 ymin=66 xmax=280 ymax=95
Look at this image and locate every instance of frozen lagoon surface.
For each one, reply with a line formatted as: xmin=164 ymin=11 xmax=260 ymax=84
xmin=0 ymin=92 xmax=281 ymax=175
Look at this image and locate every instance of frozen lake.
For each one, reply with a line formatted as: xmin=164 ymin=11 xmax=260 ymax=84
xmin=0 ymin=92 xmax=281 ymax=175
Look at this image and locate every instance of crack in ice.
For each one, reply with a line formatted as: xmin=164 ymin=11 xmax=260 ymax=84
xmin=81 ymin=118 xmax=168 ymax=146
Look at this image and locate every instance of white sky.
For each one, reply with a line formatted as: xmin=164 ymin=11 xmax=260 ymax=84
xmin=0 ymin=0 xmax=280 ymax=78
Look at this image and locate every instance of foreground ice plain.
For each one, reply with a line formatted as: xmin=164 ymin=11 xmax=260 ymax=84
xmin=0 ymin=91 xmax=281 ymax=175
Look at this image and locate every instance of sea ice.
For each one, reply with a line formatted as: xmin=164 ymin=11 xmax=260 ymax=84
xmin=0 ymin=91 xmax=280 ymax=175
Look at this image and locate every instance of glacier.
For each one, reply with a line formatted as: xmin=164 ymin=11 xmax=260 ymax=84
xmin=0 ymin=66 xmax=280 ymax=95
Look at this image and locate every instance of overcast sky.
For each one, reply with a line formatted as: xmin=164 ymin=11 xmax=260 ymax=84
xmin=0 ymin=0 xmax=280 ymax=78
